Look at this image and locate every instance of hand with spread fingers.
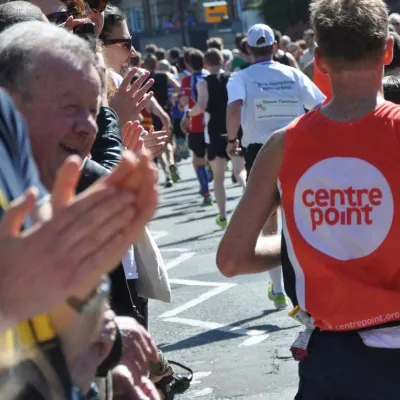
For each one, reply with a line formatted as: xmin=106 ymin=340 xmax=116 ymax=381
xmin=109 ymin=67 xmax=155 ymax=127
xmin=141 ymin=126 xmax=169 ymax=159
xmin=122 ymin=121 xmax=145 ymax=154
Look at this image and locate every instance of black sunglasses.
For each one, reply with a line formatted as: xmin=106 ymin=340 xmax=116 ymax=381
xmin=47 ymin=11 xmax=70 ymax=25
xmin=102 ymin=36 xmax=132 ymax=51
xmin=86 ymin=0 xmax=108 ymax=13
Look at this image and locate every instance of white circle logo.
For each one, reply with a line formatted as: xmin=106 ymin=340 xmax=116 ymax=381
xmin=294 ymin=158 xmax=394 ymax=260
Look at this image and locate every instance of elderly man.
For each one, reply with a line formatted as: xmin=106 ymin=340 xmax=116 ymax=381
xmin=0 ymin=20 xmax=160 ymax=399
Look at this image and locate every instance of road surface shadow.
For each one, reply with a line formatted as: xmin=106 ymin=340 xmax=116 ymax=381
xmin=158 ymin=229 xmax=222 ymax=248
xmin=158 ymin=311 xmax=297 ymax=353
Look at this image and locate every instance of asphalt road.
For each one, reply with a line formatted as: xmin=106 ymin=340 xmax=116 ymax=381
xmin=148 ymin=160 xmax=302 ymax=400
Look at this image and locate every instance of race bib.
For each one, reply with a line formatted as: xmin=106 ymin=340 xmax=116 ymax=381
xmin=254 ymin=98 xmax=300 ymax=120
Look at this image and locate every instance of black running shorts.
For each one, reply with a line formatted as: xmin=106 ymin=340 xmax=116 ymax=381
xmin=207 ymin=134 xmax=229 ymax=161
xmin=188 ymin=132 xmax=207 ymax=158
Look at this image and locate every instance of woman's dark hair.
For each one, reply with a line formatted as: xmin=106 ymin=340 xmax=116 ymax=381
xmin=273 ymin=29 xmax=282 ymax=45
xmin=99 ymin=5 xmax=126 ymax=42
xmin=235 ymin=32 xmax=246 ymax=51
xmin=385 ymin=32 xmax=400 ymax=74
xmin=239 ymin=37 xmax=249 ymax=56
xmin=383 ymin=76 xmax=400 ymax=104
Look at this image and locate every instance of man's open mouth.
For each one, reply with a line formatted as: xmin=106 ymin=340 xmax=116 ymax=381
xmin=60 ymin=143 xmax=79 ymax=155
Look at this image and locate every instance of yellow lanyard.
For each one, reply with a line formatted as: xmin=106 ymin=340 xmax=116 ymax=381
xmin=0 ymin=315 xmax=56 ymax=365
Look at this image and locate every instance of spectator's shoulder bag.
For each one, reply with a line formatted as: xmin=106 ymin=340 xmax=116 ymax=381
xmin=135 ymin=227 xmax=172 ymax=303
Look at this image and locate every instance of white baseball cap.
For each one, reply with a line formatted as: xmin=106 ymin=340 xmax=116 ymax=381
xmin=247 ymin=24 xmax=275 ymax=48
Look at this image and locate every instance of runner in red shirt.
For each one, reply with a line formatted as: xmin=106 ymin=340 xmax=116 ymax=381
xmin=218 ymin=0 xmax=400 ymax=398
xmin=180 ymin=50 xmax=213 ymax=206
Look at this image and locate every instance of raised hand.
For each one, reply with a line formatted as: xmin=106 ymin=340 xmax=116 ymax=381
xmin=122 ymin=121 xmax=145 ymax=154
xmin=109 ymin=68 xmax=155 ymax=127
xmin=142 ymin=126 xmax=169 ymax=159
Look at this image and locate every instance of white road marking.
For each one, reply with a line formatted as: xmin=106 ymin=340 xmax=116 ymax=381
xmin=150 ymin=230 xmax=169 ymax=240
xmin=191 ymin=371 xmax=212 ymax=385
xmin=239 ymin=334 xmax=270 ymax=347
xmin=169 ymin=279 xmax=233 ymax=287
xmin=161 ymin=247 xmax=190 ymax=253
xmin=188 ymin=388 xmax=214 ymax=397
xmin=161 ymin=272 xmax=270 ymax=346
xmin=165 ymin=252 xmax=196 ymax=270
xmin=159 ymin=283 xmax=235 ymax=318
xmin=163 ymin=317 xmax=266 ymax=338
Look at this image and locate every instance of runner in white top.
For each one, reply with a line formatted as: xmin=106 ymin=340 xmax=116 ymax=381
xmin=226 ymin=23 xmax=326 ymax=309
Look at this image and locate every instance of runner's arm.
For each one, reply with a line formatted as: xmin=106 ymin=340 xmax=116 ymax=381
xmin=217 ymin=129 xmax=285 ymax=277
xmin=149 ymin=97 xmax=171 ymax=132
xmin=226 ymin=72 xmax=245 ymax=142
xmin=167 ymin=72 xmax=181 ymax=93
xmin=226 ymin=100 xmax=242 ymax=142
xmin=188 ymin=80 xmax=208 ymax=117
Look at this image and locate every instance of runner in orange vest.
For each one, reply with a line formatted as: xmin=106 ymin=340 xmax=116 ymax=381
xmin=218 ymin=0 xmax=400 ymax=398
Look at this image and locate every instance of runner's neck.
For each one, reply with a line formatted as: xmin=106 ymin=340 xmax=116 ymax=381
xmin=252 ymin=56 xmax=273 ymax=65
xmin=321 ymin=69 xmax=385 ymax=122
xmin=209 ymin=67 xmax=223 ymax=74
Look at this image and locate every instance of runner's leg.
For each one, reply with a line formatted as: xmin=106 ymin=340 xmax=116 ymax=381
xmin=210 ymin=157 xmax=227 ymax=220
xmin=231 ymin=155 xmax=247 ymax=191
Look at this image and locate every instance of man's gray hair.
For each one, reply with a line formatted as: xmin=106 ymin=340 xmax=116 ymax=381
xmin=0 ymin=21 xmax=97 ymax=100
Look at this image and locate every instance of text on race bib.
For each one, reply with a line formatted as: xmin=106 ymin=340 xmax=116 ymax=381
xmin=254 ymin=98 xmax=300 ymax=120
xmin=302 ymin=187 xmax=383 ymax=231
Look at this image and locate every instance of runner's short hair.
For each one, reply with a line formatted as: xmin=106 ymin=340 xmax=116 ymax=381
xmin=206 ymin=37 xmax=223 ymax=50
xmin=169 ymin=47 xmax=180 ymax=60
xmin=145 ymin=43 xmax=157 ymax=55
xmin=155 ymin=47 xmax=165 ymax=61
xmin=204 ymin=48 xmax=223 ymax=67
xmin=188 ymin=49 xmax=204 ymax=71
xmin=143 ymin=54 xmax=157 ymax=71
xmin=183 ymin=47 xmax=194 ymax=64
xmin=310 ymin=0 xmax=389 ymax=67
xmin=383 ymin=75 xmax=400 ymax=104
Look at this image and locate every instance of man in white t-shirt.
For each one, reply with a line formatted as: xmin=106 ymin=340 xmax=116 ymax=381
xmin=225 ymin=23 xmax=326 ymax=309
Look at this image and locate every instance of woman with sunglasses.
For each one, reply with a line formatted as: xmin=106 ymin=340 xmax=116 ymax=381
xmin=99 ymin=4 xmax=134 ymax=86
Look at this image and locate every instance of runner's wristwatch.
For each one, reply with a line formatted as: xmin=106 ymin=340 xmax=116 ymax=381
xmin=228 ymin=138 xmax=238 ymax=143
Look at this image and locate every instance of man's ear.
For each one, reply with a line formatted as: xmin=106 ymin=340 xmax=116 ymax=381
xmin=314 ymin=47 xmax=328 ymax=75
xmin=5 ymin=89 xmax=24 ymax=111
xmin=384 ymin=36 xmax=394 ymax=66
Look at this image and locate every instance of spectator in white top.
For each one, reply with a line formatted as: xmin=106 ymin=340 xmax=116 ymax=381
xmin=280 ymin=35 xmax=291 ymax=52
xmin=300 ymin=28 xmax=317 ymax=70
xmin=226 ymin=23 xmax=325 ymax=310
xmin=389 ymin=13 xmax=400 ymax=35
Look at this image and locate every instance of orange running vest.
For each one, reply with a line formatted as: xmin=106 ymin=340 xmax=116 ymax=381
xmin=313 ymin=58 xmax=332 ymax=104
xmin=141 ymin=108 xmax=153 ymax=131
xmin=279 ymin=102 xmax=400 ymax=331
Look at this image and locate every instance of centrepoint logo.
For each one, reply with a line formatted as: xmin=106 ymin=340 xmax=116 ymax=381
xmin=293 ymin=158 xmax=394 ymax=260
